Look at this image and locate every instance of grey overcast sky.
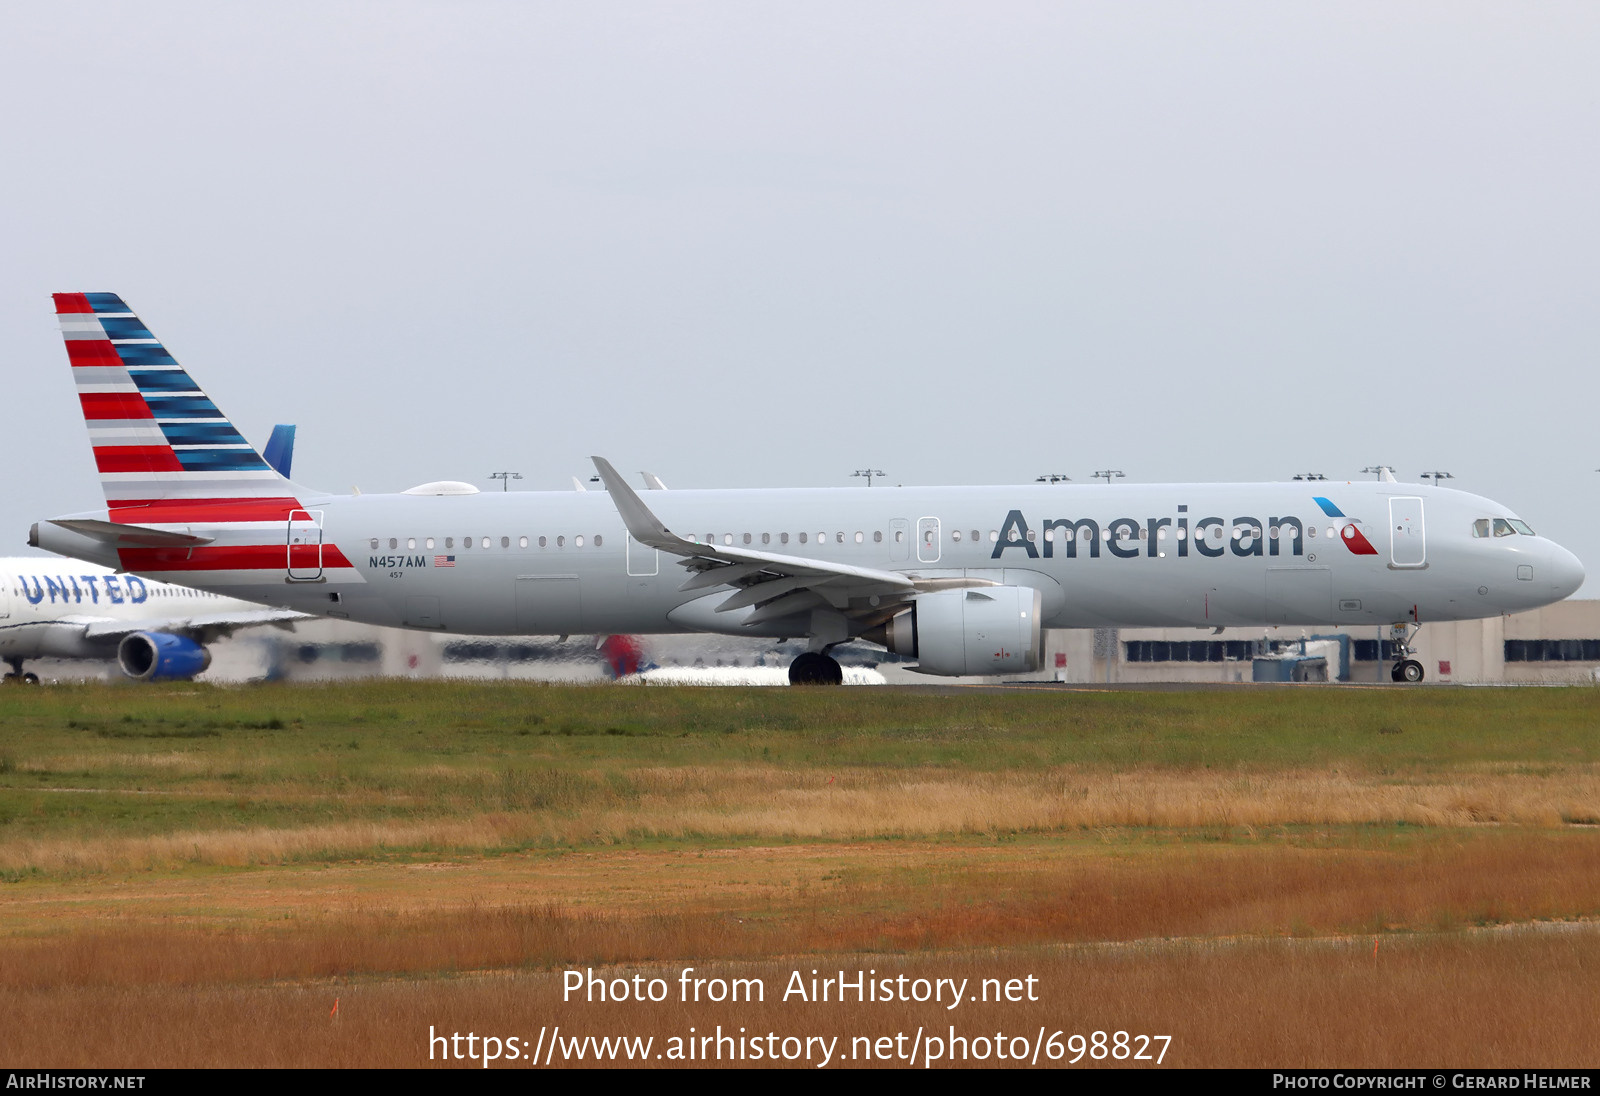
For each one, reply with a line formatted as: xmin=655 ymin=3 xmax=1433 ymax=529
xmin=3 ymin=3 xmax=1598 ymax=591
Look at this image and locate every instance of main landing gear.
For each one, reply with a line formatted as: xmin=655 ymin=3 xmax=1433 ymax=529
xmin=788 ymin=651 xmax=844 ymax=686
xmin=3 ymin=658 xmax=39 ymax=686
xmin=1387 ymin=623 xmax=1424 ymax=684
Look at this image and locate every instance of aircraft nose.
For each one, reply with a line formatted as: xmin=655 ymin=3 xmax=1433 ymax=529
xmin=1548 ymin=543 xmax=1586 ymax=601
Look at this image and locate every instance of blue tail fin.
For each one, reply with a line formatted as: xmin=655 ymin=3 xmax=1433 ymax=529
xmin=262 ymin=424 xmax=296 ymax=479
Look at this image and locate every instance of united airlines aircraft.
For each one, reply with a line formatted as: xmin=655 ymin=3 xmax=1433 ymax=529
xmin=31 ymin=294 xmax=1585 ymax=684
xmin=0 ymin=557 xmax=304 ymax=683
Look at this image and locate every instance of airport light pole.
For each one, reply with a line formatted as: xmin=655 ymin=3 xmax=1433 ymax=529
xmin=1035 ymin=474 xmax=1072 ymax=484
xmin=1361 ymin=465 xmax=1395 ymax=481
xmin=1091 ymin=470 xmax=1125 ymax=485
xmin=852 ymin=469 xmax=886 ymax=487
xmin=489 ymin=472 xmax=523 ymax=492
xmin=1420 ymin=471 xmax=1454 ymax=487
xmin=1292 ymin=473 xmax=1327 ymax=481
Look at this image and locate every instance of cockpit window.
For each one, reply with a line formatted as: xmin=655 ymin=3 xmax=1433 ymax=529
xmin=1480 ymin=517 xmax=1536 ymax=537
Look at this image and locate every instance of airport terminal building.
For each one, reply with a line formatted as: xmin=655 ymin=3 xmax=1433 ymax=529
xmin=1047 ymin=600 xmax=1600 ymax=686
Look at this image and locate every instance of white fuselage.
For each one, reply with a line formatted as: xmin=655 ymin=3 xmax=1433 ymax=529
xmin=53 ymin=480 xmax=1579 ymax=639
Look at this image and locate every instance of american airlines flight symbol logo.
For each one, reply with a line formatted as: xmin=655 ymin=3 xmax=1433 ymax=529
xmin=1312 ymin=497 xmax=1379 ymax=556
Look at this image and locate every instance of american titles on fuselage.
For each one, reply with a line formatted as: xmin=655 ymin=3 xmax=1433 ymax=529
xmin=990 ymin=498 xmax=1383 ymax=560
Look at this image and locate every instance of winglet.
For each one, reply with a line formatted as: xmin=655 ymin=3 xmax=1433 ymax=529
xmin=592 ymin=456 xmax=693 ymax=552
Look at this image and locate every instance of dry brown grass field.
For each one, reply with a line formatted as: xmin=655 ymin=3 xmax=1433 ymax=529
xmin=1 ymin=682 xmax=1598 ymax=1068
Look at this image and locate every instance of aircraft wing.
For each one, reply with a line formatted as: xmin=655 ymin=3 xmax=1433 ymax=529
xmin=80 ymin=608 xmax=309 ymax=645
xmin=592 ymin=457 xmax=984 ymax=628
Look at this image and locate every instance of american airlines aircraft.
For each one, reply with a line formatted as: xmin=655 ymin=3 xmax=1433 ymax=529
xmin=31 ymin=293 xmax=1586 ymax=685
xmin=0 ymin=557 xmax=304 ymax=682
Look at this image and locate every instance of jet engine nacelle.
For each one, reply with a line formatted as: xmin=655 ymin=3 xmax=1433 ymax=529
xmin=117 ymin=632 xmax=213 ymax=682
xmin=873 ymin=586 xmax=1044 ymax=677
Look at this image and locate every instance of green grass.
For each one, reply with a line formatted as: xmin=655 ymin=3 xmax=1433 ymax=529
xmin=0 ymin=680 xmax=1595 ymax=850
xmin=1 ymin=679 xmax=1597 ymax=762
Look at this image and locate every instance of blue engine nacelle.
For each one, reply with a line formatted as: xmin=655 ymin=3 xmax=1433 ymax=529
xmin=116 ymin=632 xmax=213 ymax=682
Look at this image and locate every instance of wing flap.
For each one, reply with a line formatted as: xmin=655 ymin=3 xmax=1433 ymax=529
xmin=715 ymin=574 xmax=822 ymax=613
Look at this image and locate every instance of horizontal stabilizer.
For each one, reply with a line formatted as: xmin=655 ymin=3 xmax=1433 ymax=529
xmin=47 ymin=518 xmax=214 ymax=549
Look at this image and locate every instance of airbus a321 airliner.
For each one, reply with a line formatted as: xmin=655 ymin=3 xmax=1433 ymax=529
xmin=31 ymin=293 xmax=1585 ymax=685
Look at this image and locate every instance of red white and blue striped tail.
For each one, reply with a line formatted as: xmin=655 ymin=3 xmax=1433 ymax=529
xmin=50 ymin=293 xmax=360 ymax=587
xmin=54 ymin=292 xmax=299 ymax=514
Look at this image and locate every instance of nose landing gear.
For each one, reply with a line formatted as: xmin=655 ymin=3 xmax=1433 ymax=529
xmin=1391 ymin=659 xmax=1424 ymax=683
xmin=1387 ymin=623 xmax=1425 ymax=683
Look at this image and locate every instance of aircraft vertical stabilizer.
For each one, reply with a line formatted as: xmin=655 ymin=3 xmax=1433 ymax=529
xmin=53 ymin=293 xmax=297 ymax=511
xmin=48 ymin=294 xmax=360 ymax=587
